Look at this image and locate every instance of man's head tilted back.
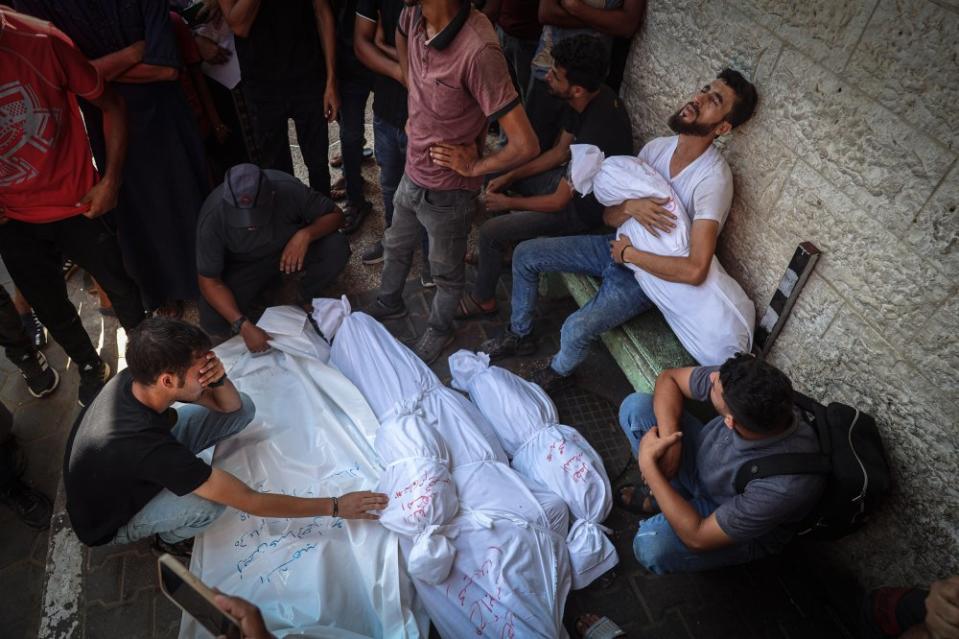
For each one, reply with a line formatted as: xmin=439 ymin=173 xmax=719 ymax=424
xmin=668 ymin=69 xmax=759 ymax=139
xmin=709 ymin=353 xmax=795 ymax=436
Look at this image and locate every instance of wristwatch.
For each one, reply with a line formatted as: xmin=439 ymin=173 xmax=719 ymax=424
xmin=230 ymin=315 xmax=249 ymax=335
xmin=208 ymin=374 xmax=227 ymax=388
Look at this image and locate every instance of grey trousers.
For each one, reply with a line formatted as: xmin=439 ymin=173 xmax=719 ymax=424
xmin=378 ymin=174 xmax=478 ymax=333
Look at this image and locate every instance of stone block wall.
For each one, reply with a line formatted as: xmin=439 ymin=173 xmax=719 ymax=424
xmin=620 ymin=0 xmax=957 ymax=587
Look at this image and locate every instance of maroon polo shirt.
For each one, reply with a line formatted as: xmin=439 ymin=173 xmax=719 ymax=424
xmin=399 ymin=3 xmax=519 ymax=192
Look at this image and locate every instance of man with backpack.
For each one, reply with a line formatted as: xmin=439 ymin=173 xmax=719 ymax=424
xmin=616 ymin=353 xmax=826 ymax=574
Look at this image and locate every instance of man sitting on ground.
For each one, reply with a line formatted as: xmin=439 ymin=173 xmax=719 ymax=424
xmin=196 ymin=164 xmax=349 ymax=353
xmin=457 ymin=33 xmax=633 ymax=320
xmin=64 ymin=318 xmax=387 ymax=555
xmin=481 ymin=69 xmax=758 ymax=392
xmin=618 ymin=354 xmax=824 ymax=574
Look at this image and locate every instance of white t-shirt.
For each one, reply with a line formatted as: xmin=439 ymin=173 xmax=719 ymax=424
xmin=568 ymin=141 xmax=753 ymax=365
xmin=638 ymin=136 xmax=733 ymax=231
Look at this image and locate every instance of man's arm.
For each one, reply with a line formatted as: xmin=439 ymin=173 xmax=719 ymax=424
xmin=197 ymin=275 xmax=271 ymax=352
xmin=486 ymin=178 xmax=572 ymax=214
xmin=396 ymin=27 xmax=409 ymax=87
xmin=538 ymin=0 xmax=587 ymax=28
xmin=374 ymin=19 xmax=398 ymax=60
xmin=355 ymin=15 xmax=402 ymax=83
xmin=640 ymin=430 xmax=734 ymax=551
xmin=279 ymin=206 xmax=345 ymax=274
xmin=79 ymin=85 xmax=128 ymax=217
xmin=193 ymin=468 xmax=387 ymax=519
xmin=490 ymin=130 xmax=574 ymax=191
xmin=430 ymin=104 xmax=539 ymax=178
xmin=619 ymin=219 xmax=720 ymax=285
xmin=218 ymin=0 xmax=262 ymax=38
xmin=313 ymin=0 xmax=339 ymax=121
xmin=189 ymin=351 xmax=244 ymax=413
xmin=90 ymin=41 xmax=145 ymax=80
xmin=649 ymin=367 xmax=697 ymax=478
xmin=558 ymin=0 xmax=646 ymax=38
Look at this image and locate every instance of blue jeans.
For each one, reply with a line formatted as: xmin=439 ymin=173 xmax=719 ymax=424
xmin=509 ymin=234 xmax=654 ymax=375
xmin=618 ymin=393 xmax=767 ymax=574
xmin=339 ymin=73 xmax=373 ymax=205
xmin=111 ymin=394 xmax=256 ymax=545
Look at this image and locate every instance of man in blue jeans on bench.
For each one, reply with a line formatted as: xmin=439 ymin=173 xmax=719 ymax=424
xmin=617 ymin=354 xmax=824 ymax=574
xmin=481 ymin=68 xmax=758 ymax=391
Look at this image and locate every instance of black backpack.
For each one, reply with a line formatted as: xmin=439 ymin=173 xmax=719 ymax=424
xmin=733 ymin=391 xmax=892 ymax=540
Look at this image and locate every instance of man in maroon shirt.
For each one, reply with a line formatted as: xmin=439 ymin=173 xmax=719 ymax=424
xmin=362 ymin=0 xmax=538 ymax=364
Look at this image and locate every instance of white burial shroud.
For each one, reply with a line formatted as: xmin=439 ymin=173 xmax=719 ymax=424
xmin=325 ymin=307 xmax=572 ymax=638
xmin=450 ymin=350 xmax=617 ymax=590
xmin=569 ymin=144 xmax=755 ymax=366
xmin=181 ymin=308 xmax=425 ymax=639
xmin=374 ymin=405 xmax=460 ymax=585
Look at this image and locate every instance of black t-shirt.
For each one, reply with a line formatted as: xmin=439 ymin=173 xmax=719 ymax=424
xmin=356 ymin=0 xmax=407 ymax=129
xmin=64 ymin=371 xmax=212 ymax=546
xmin=196 ymin=170 xmax=337 ymax=278
xmin=233 ymin=0 xmax=325 ymax=91
xmin=561 ymin=85 xmax=634 ymax=227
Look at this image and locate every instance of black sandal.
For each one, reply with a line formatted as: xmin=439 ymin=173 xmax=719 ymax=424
xmin=615 ymin=483 xmax=660 ymax=517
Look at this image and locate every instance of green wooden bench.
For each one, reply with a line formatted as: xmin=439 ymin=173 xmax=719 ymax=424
xmin=554 ymin=272 xmax=696 ymax=393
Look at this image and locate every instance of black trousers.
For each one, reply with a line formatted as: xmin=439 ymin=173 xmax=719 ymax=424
xmin=0 ymin=215 xmax=145 ymax=367
xmin=0 ymin=286 xmax=32 ymax=363
xmin=245 ymin=84 xmax=332 ymax=196
xmin=0 ymin=402 xmax=16 ymax=488
xmin=199 ymin=232 xmax=350 ymax=336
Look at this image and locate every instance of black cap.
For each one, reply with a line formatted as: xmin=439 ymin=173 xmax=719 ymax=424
xmin=222 ymin=164 xmax=274 ymax=228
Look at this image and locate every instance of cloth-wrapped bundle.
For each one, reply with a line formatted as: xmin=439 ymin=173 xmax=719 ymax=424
xmin=375 ymin=404 xmax=460 ymax=585
xmin=449 ymin=350 xmax=617 ymax=589
xmin=568 ymin=144 xmax=755 ymax=366
xmin=329 ymin=311 xmax=507 ymax=466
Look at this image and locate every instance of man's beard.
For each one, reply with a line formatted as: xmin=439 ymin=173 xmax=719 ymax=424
xmin=546 ymin=84 xmax=573 ymax=100
xmin=667 ymin=108 xmax=718 ymax=137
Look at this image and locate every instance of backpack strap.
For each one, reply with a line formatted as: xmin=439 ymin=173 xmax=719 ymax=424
xmin=734 ymin=453 xmax=831 ymax=493
xmin=792 ymin=391 xmax=832 ymax=455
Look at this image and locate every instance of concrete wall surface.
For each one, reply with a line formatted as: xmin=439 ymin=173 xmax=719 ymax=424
xmin=620 ymin=0 xmax=957 ymax=587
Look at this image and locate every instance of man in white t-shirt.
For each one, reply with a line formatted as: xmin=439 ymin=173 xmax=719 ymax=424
xmin=482 ymin=69 xmax=759 ymax=391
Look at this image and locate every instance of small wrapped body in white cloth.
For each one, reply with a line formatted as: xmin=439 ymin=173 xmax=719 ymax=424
xmin=569 ymin=144 xmax=755 ymax=366
xmin=323 ymin=305 xmax=572 ymax=638
xmin=449 ymin=350 xmax=617 ymax=589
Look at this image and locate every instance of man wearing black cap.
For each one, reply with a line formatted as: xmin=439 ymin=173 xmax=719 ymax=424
xmin=196 ymin=164 xmax=349 ymax=352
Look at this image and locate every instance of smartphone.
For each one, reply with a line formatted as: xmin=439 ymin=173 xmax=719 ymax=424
xmin=157 ymin=554 xmax=242 ymax=639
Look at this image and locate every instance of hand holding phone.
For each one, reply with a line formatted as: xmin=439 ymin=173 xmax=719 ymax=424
xmin=213 ymin=594 xmax=274 ymax=639
xmin=158 ymin=554 xmax=246 ymax=639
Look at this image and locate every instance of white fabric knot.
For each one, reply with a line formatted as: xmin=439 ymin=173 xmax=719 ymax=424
xmin=408 ymin=525 xmax=457 ymax=585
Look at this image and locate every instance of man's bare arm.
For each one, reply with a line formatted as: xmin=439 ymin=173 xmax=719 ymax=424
xmin=498 ymin=130 xmax=574 ymax=186
xmin=90 ymin=41 xmax=145 ymax=81
xmin=560 ymin=0 xmax=646 ymax=38
xmin=396 ymin=28 xmax=409 ymax=87
xmin=355 ymin=15 xmax=402 ymax=83
xmin=624 ymin=219 xmax=720 ymax=285
xmin=431 ymin=105 xmax=539 ymax=178
xmin=539 ymin=0 xmax=587 ymax=28
xmin=218 ymin=0 xmax=262 ymax=37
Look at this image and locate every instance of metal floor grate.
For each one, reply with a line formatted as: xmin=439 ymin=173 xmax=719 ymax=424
xmin=552 ymin=384 xmax=633 ymax=482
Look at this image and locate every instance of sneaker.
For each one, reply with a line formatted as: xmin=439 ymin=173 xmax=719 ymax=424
xmin=78 ymin=360 xmax=112 ymax=408
xmin=152 ymin=534 xmax=194 ymax=559
xmin=480 ymin=327 xmax=536 ymax=361
xmin=412 ymin=328 xmax=454 ymax=365
xmin=528 ymin=363 xmax=573 ymax=395
xmin=0 ymin=479 xmax=52 ymax=530
xmin=361 ymin=241 xmax=385 ymax=265
xmin=62 ymin=257 xmax=78 ymax=281
xmin=17 ymin=350 xmax=59 ymax=398
xmin=340 ymin=200 xmax=372 ymax=235
xmin=361 ymin=298 xmax=408 ymax=321
xmin=20 ymin=312 xmax=47 ymax=350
